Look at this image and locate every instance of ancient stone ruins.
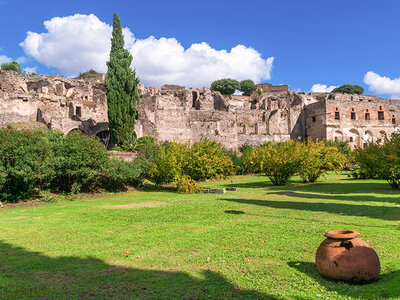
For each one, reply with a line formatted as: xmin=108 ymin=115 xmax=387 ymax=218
xmin=1 ymin=70 xmax=399 ymax=149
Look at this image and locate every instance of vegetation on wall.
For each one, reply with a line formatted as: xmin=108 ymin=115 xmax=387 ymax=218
xmin=104 ymin=13 xmax=139 ymax=148
xmin=1 ymin=61 xmax=21 ymax=72
xmin=331 ymin=84 xmax=364 ymax=94
xmin=239 ymin=80 xmax=257 ymax=96
xmin=79 ymin=69 xmax=100 ymax=77
xmin=210 ymin=78 xmax=241 ymax=95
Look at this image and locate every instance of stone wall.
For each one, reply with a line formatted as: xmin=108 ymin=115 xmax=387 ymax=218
xmin=0 ymin=70 xmax=109 ymax=138
xmin=306 ymin=93 xmax=400 ymax=148
xmin=1 ymin=70 xmax=399 ymax=149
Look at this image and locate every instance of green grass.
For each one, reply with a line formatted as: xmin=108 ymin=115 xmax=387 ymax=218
xmin=0 ymin=174 xmax=399 ymax=299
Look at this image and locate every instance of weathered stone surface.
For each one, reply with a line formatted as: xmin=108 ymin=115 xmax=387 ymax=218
xmin=1 ymin=70 xmax=399 ymax=150
xmin=203 ymin=188 xmax=226 ymax=194
xmin=226 ymin=187 xmax=240 ymax=191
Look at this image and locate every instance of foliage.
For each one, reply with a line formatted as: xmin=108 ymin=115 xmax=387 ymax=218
xmin=148 ymin=138 xmax=234 ymax=185
xmin=331 ymin=84 xmax=364 ymax=94
xmin=148 ymin=142 xmax=187 ymax=184
xmin=101 ymin=158 xmax=148 ymax=191
xmin=172 ymin=174 xmax=202 ymax=194
xmin=210 ymin=78 xmax=240 ymax=95
xmin=0 ymin=128 xmax=55 ymax=202
xmin=239 ymin=80 xmax=257 ymax=96
xmin=325 ymin=139 xmax=351 ymax=156
xmin=299 ymin=138 xmax=347 ymax=183
xmin=242 ymin=143 xmax=268 ymax=174
xmin=1 ymin=61 xmax=21 ymax=72
xmin=79 ymin=69 xmax=100 ymax=77
xmin=104 ymin=13 xmax=139 ymax=148
xmin=52 ymin=131 xmax=110 ymax=192
xmin=353 ymin=133 xmax=400 ymax=188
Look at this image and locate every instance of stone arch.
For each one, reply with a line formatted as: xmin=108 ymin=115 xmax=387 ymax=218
xmin=333 ymin=130 xmax=344 ymax=141
xmin=67 ymin=128 xmax=84 ymax=134
xmin=378 ymin=130 xmax=387 ymax=143
xmin=348 ymin=129 xmax=360 ymax=148
xmin=363 ymin=130 xmax=374 ymax=147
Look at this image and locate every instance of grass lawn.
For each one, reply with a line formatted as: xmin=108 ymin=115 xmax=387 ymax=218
xmin=0 ymin=174 xmax=399 ymax=299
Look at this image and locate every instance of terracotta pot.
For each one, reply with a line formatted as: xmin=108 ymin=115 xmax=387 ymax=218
xmin=315 ymin=230 xmax=380 ymax=283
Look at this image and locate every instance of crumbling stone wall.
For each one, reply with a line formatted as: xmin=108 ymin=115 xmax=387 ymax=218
xmin=0 ymin=70 xmax=108 ymax=137
xmin=306 ymin=93 xmax=400 ymax=148
xmin=2 ymin=70 xmax=399 ymax=150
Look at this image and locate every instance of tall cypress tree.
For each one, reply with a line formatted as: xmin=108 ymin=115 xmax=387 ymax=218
xmin=104 ymin=13 xmax=139 ymax=147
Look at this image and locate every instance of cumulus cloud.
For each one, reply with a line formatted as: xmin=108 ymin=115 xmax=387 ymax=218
xmin=20 ymin=14 xmax=274 ymax=87
xmin=23 ymin=67 xmax=37 ymax=74
xmin=364 ymin=71 xmax=400 ymax=99
xmin=310 ymin=84 xmax=337 ymax=93
xmin=0 ymin=54 xmax=12 ymax=64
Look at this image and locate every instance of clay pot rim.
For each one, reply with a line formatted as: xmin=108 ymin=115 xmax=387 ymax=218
xmin=324 ymin=230 xmax=360 ymax=240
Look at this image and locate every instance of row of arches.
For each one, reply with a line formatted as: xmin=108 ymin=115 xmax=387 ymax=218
xmin=333 ymin=129 xmax=388 ymax=147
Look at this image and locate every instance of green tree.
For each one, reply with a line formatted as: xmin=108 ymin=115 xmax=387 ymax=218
xmin=1 ymin=61 xmax=21 ymax=72
xmin=104 ymin=13 xmax=139 ymax=147
xmin=239 ymin=79 xmax=257 ymax=96
xmin=210 ymin=78 xmax=240 ymax=95
xmin=331 ymin=85 xmax=364 ymax=94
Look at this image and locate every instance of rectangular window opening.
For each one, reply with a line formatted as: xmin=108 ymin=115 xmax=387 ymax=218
xmin=351 ymin=112 xmax=356 ymax=120
xmin=76 ymin=106 xmax=82 ymax=118
xmin=312 ymin=116 xmax=316 ymax=122
xmin=378 ymin=111 xmax=384 ymax=120
xmin=365 ymin=113 xmax=370 ymax=120
xmin=334 ymin=112 xmax=340 ymax=120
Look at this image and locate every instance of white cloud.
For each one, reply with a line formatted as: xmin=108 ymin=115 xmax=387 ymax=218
xmin=310 ymin=84 xmax=337 ymax=93
xmin=0 ymin=54 xmax=12 ymax=64
xmin=364 ymin=71 xmax=400 ymax=99
xmin=23 ymin=67 xmax=37 ymax=74
xmin=20 ymin=14 xmax=274 ymax=87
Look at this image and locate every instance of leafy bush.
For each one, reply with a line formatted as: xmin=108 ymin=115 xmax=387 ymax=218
xmin=210 ymin=79 xmax=241 ymax=95
xmin=331 ymin=85 xmax=364 ymax=95
xmin=299 ymin=139 xmax=347 ymax=183
xmin=353 ymin=133 xmax=400 ymax=188
xmin=79 ymin=69 xmax=100 ymax=77
xmin=1 ymin=61 xmax=21 ymax=72
xmin=148 ymin=142 xmax=187 ymax=184
xmin=240 ymin=80 xmax=257 ymax=96
xmin=242 ymin=143 xmax=268 ymax=174
xmin=325 ymin=139 xmax=351 ymax=156
xmin=52 ymin=131 xmax=109 ymax=192
xmin=101 ymin=158 xmax=148 ymax=191
xmin=173 ymin=174 xmax=202 ymax=194
xmin=148 ymin=138 xmax=234 ymax=185
xmin=0 ymin=128 xmax=55 ymax=202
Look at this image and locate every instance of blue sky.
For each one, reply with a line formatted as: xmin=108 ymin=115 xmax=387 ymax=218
xmin=1 ymin=0 xmax=400 ymax=97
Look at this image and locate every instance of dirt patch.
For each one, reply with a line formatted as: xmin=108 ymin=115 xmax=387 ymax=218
xmin=1 ymin=199 xmax=44 ymax=209
xmin=104 ymin=202 xmax=166 ymax=209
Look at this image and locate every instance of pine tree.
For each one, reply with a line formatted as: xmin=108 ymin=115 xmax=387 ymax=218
xmin=104 ymin=13 xmax=139 ymax=147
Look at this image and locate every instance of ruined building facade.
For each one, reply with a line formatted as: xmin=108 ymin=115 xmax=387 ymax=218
xmin=0 ymin=70 xmax=399 ymax=148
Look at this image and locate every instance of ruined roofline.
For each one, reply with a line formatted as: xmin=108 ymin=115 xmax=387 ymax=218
xmin=308 ymin=91 xmax=399 ymax=102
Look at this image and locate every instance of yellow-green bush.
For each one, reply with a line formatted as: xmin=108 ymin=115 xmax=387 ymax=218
xmin=173 ymin=174 xmax=202 ymax=194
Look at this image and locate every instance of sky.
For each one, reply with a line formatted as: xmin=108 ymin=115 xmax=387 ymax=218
xmin=1 ymin=0 xmax=400 ymax=98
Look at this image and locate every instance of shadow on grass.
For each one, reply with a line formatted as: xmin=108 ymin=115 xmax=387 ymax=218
xmin=288 ymin=261 xmax=400 ymax=298
xmin=219 ymin=198 xmax=400 ymax=221
xmin=0 ymin=241 xmax=276 ymax=299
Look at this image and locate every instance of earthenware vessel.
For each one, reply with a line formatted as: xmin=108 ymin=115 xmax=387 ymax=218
xmin=315 ymin=230 xmax=380 ymax=283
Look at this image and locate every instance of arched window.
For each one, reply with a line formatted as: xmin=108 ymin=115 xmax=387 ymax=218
xmin=392 ymin=115 xmax=396 ymax=125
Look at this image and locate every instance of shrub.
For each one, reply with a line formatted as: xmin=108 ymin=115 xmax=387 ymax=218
xmin=1 ymin=61 xmax=21 ymax=72
xmin=79 ymin=69 xmax=100 ymax=77
xmin=242 ymin=143 xmax=268 ymax=174
xmin=210 ymin=78 xmax=241 ymax=95
xmin=101 ymin=158 xmax=148 ymax=191
xmin=52 ymin=131 xmax=109 ymax=192
xmin=0 ymin=128 xmax=55 ymax=202
xmin=325 ymin=139 xmax=351 ymax=156
xmin=331 ymin=85 xmax=364 ymax=95
xmin=183 ymin=138 xmax=235 ymax=181
xmin=353 ymin=133 xmax=400 ymax=188
xmin=148 ymin=142 xmax=187 ymax=184
xmin=173 ymin=174 xmax=202 ymax=194
xmin=261 ymin=140 xmax=305 ymax=185
xmin=299 ymin=139 xmax=347 ymax=183
xmin=240 ymin=80 xmax=257 ymax=96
